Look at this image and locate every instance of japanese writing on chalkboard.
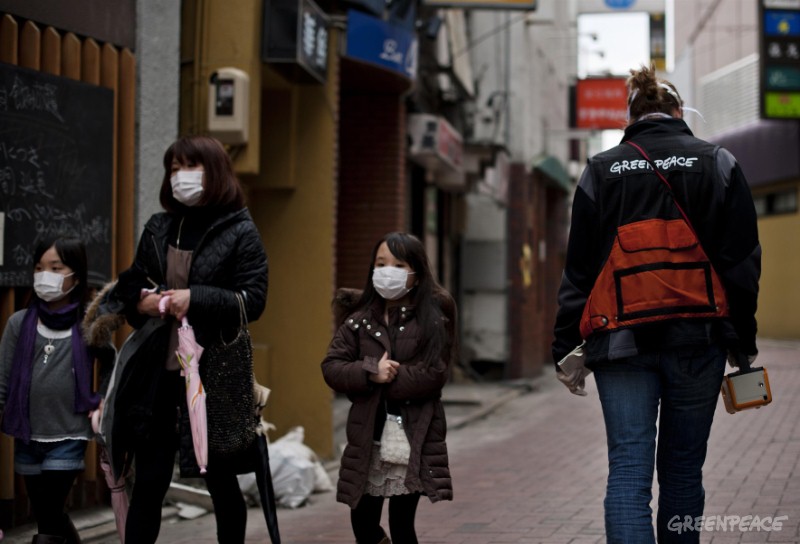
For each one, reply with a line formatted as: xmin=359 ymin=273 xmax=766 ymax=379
xmin=0 ymin=62 xmax=114 ymax=287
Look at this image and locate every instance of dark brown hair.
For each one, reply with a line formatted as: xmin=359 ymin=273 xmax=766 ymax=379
xmin=159 ymin=135 xmax=245 ymax=213
xmin=626 ymin=64 xmax=683 ymax=123
xmin=357 ymin=232 xmax=450 ymax=366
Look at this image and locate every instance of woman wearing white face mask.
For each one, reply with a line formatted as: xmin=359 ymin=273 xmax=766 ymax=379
xmin=107 ymin=135 xmax=268 ymax=544
xmin=322 ymin=232 xmax=458 ymax=544
xmin=0 ymin=237 xmax=111 ymax=544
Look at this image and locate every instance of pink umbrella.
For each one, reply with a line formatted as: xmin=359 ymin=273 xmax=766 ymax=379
xmin=100 ymin=448 xmax=129 ymax=542
xmin=91 ymin=407 xmax=129 ymax=542
xmin=175 ymin=316 xmax=208 ymax=474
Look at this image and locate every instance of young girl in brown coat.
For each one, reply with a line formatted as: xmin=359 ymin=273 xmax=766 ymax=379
xmin=322 ymin=232 xmax=456 ymax=544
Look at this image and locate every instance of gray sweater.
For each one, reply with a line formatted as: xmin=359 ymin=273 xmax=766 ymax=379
xmin=0 ymin=310 xmax=92 ymax=441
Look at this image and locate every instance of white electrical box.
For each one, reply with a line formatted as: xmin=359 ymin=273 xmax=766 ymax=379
xmin=208 ymin=67 xmax=249 ymax=145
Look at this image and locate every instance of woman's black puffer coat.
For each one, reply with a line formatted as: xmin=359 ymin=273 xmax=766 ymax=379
xmin=116 ymin=209 xmax=267 ymax=343
xmin=111 ymin=207 xmax=267 ymax=477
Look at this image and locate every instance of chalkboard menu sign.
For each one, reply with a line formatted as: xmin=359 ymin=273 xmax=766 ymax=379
xmin=0 ymin=62 xmax=114 ymax=287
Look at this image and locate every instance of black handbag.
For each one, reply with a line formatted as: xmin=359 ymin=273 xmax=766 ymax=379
xmin=201 ymin=293 xmax=256 ymax=456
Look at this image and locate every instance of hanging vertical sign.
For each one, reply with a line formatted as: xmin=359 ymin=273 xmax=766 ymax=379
xmin=263 ymin=0 xmax=329 ymax=84
xmin=760 ymin=0 xmax=800 ymax=118
xmin=649 ymin=12 xmax=666 ymax=72
xmin=299 ymin=0 xmax=329 ymax=82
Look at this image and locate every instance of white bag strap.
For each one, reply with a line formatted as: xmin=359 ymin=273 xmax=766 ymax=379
xmin=235 ymin=292 xmax=248 ymax=328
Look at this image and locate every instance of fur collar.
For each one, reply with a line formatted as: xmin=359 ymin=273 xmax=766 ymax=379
xmin=82 ymin=281 xmax=126 ymax=347
xmin=332 ymin=287 xmax=363 ymax=327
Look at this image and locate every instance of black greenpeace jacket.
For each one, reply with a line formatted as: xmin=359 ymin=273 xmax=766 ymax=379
xmin=552 ymin=118 xmax=761 ymax=365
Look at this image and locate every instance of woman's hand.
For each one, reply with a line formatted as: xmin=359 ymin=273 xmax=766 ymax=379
xmin=162 ymin=289 xmax=191 ymax=320
xmin=137 ymin=293 xmax=163 ymax=317
xmin=370 ymin=351 xmax=400 ymax=384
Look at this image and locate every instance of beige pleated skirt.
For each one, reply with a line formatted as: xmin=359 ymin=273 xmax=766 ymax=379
xmin=364 ymin=442 xmax=411 ymax=497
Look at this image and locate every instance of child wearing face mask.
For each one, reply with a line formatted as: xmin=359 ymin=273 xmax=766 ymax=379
xmin=0 ymin=237 xmax=107 ymax=544
xmin=321 ymin=232 xmax=458 ymax=544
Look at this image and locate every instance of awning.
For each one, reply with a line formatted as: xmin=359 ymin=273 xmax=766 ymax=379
xmin=709 ymin=120 xmax=800 ymax=188
xmin=532 ymin=154 xmax=572 ymax=193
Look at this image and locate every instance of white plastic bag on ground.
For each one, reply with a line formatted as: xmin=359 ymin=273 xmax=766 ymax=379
xmin=238 ymin=426 xmax=333 ymax=509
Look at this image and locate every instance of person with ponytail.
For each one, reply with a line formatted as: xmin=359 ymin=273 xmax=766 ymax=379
xmin=553 ymin=64 xmax=761 ymax=542
xmin=0 ymin=237 xmax=102 ymax=544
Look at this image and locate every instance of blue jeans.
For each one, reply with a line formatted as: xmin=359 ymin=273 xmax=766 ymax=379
xmin=15 ymin=438 xmax=87 ymax=475
xmin=593 ymin=344 xmax=726 ymax=544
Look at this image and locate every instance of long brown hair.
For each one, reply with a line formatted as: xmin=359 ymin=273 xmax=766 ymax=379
xmin=357 ymin=232 xmax=451 ymax=366
xmin=626 ymin=64 xmax=683 ymax=123
xmin=159 ymin=135 xmax=245 ymax=213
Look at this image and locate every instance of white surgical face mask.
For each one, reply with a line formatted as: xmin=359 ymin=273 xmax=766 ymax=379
xmin=372 ymin=267 xmax=414 ymax=301
xmin=33 ymin=271 xmax=75 ymax=302
xmin=170 ymin=170 xmax=204 ymax=206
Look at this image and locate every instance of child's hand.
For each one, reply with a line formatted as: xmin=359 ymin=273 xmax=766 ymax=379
xmin=370 ymin=351 xmax=400 ymax=383
xmin=89 ymin=399 xmax=104 ymax=433
xmin=137 ymin=293 xmax=163 ymax=317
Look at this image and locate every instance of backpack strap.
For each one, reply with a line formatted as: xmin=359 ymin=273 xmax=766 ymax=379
xmin=626 ymin=140 xmax=699 ymax=237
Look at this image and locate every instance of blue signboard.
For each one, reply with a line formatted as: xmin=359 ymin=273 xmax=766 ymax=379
xmin=765 ymin=10 xmax=800 ymax=36
xmin=345 ymin=10 xmax=418 ymax=80
xmin=604 ymin=0 xmax=636 ymax=8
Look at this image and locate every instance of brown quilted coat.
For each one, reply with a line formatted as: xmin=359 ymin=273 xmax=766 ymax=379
xmin=321 ymin=296 xmax=454 ymax=508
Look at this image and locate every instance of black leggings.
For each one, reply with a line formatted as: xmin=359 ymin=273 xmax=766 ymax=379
xmin=125 ymin=370 xmax=247 ymax=544
xmin=351 ymin=493 xmax=421 ymax=544
xmin=24 ymin=470 xmax=80 ymax=539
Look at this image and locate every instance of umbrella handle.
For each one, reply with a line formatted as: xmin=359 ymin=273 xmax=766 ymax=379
xmin=158 ymin=295 xmax=171 ymax=316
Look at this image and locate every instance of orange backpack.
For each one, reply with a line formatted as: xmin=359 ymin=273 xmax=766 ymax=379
xmin=579 ymin=141 xmax=729 ymax=340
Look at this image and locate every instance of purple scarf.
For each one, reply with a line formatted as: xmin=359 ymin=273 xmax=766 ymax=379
xmin=2 ymin=299 xmax=100 ymax=443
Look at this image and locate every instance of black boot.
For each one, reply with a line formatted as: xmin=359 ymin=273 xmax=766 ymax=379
xmin=62 ymin=515 xmax=82 ymax=544
xmin=356 ymin=529 xmax=391 ymax=544
xmin=31 ymin=535 xmax=66 ymax=544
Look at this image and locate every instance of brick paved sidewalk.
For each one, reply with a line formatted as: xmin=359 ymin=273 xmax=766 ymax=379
xmin=276 ymin=339 xmax=799 ymax=544
xmin=130 ymin=367 xmax=610 ymax=544
xmin=4 ymin=340 xmax=797 ymax=543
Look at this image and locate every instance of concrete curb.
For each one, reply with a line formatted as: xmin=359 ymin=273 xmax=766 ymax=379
xmin=447 ymin=386 xmax=527 ymax=430
xmin=447 ymin=376 xmax=542 ymax=430
xmin=1 ymin=506 xmax=179 ymax=544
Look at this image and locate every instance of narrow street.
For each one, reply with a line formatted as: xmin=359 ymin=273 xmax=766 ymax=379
xmin=4 ymin=340 xmax=796 ymax=543
xmin=0 ymin=3 xmax=792 ymax=544
xmin=143 ymin=339 xmax=800 ymax=543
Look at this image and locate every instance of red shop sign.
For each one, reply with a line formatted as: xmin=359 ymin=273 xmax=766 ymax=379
xmin=576 ymin=78 xmax=628 ymax=130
